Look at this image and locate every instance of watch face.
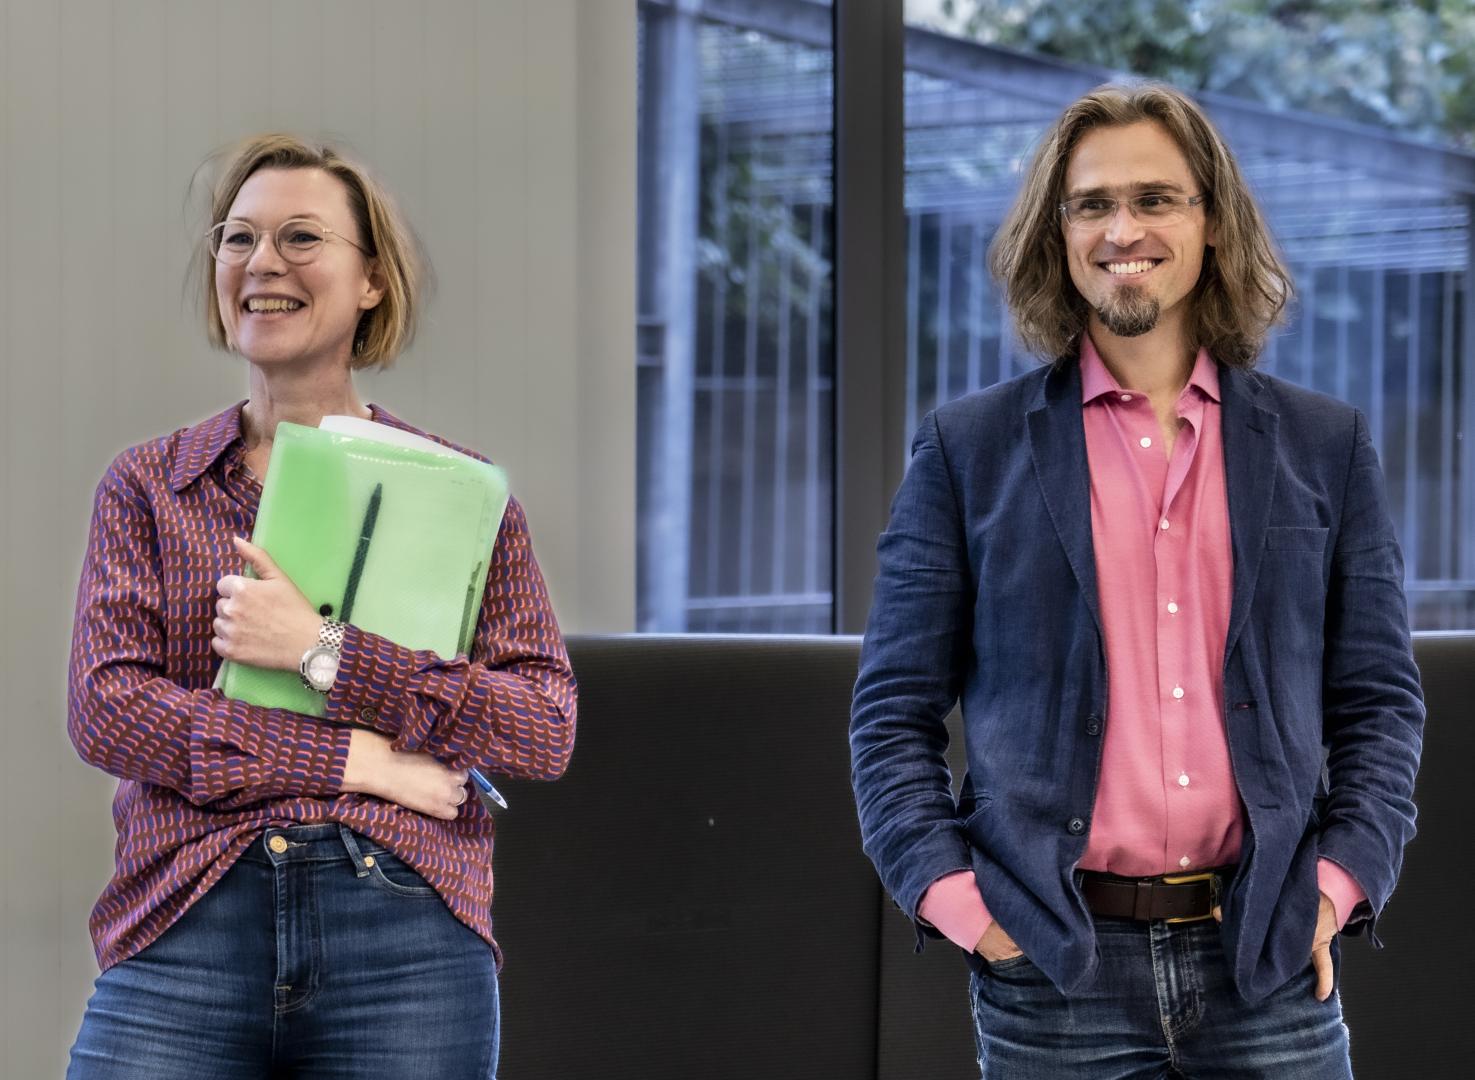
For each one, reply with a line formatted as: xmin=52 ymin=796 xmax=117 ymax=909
xmin=306 ymin=648 xmax=339 ymax=691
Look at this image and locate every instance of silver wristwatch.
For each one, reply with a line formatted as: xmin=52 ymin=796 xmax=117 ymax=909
xmin=299 ymin=617 xmax=346 ymax=693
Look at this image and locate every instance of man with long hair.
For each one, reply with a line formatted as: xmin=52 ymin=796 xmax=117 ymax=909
xmin=850 ymin=83 xmax=1423 ymax=1077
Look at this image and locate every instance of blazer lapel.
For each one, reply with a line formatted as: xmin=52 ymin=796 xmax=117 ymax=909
xmin=1220 ymin=367 xmax=1280 ymax=662
xmin=1027 ymin=364 xmax=1103 ymax=637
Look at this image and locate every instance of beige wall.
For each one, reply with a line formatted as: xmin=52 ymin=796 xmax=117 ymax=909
xmin=0 ymin=1 xmax=635 ymax=1072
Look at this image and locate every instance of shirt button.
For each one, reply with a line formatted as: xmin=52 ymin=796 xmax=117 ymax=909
xmin=267 ymin=835 xmax=289 ymax=854
xmin=1067 ymin=817 xmax=1087 ymax=835
xmin=1172 ymin=686 xmax=1185 ymax=700
xmin=1178 ymin=773 xmax=1190 ymax=787
xmin=360 ymin=707 xmax=379 ymax=724
xmin=1119 ymin=393 xmax=1133 ymax=402
xmin=1160 ymin=518 xmax=1170 ymax=531
xmin=1167 ymin=601 xmax=1179 ymax=614
xmin=1179 ymin=856 xmax=1192 ymax=869
xmin=1139 ymin=436 xmax=1152 ymax=448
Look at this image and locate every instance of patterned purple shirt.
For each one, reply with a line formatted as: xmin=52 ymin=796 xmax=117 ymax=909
xmin=68 ymin=401 xmax=576 ymax=971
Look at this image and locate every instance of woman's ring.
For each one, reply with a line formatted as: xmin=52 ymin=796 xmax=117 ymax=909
xmin=453 ymin=787 xmax=467 ymax=807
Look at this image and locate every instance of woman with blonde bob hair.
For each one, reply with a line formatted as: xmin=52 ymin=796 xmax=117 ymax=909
xmin=65 ymin=134 xmax=575 ymax=1079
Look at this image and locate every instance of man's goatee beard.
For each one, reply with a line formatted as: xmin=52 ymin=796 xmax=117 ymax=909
xmin=1096 ymin=289 xmax=1160 ymax=338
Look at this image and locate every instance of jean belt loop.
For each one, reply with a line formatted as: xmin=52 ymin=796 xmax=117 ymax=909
xmin=338 ymin=824 xmax=372 ymax=878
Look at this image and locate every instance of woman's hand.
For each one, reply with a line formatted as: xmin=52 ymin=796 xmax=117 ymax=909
xmin=342 ymin=729 xmax=470 ymax=820
xmin=212 ymin=536 xmax=323 ymax=671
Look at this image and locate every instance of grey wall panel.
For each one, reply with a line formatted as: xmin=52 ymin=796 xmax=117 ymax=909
xmin=421 ymin=0 xmax=480 ymax=449
xmin=575 ymin=0 xmax=638 ymax=633
xmin=5 ymin=2 xmax=70 ymax=1069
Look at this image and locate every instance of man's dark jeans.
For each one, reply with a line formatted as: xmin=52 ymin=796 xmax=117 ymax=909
xmin=969 ymin=915 xmax=1351 ymax=1079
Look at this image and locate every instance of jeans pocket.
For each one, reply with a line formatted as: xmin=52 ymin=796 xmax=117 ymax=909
xmin=361 ymin=850 xmax=440 ymax=899
xmin=983 ymin=951 xmax=1031 ymax=974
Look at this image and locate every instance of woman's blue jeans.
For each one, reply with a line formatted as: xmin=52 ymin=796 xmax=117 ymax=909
xmin=969 ymin=915 xmax=1352 ymax=1079
xmin=68 ymin=823 xmax=499 ymax=1079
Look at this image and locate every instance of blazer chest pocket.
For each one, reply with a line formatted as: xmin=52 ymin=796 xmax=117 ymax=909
xmin=1265 ymin=526 xmax=1328 ymax=553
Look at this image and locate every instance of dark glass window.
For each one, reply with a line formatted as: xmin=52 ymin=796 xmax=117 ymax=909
xmin=637 ymin=0 xmax=835 ymax=632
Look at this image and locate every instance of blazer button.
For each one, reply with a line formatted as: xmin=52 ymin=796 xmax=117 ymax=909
xmin=360 ymin=707 xmax=379 ymax=724
xmin=1067 ymin=817 xmax=1087 ymax=835
xmin=1085 ymin=715 xmax=1102 ymax=736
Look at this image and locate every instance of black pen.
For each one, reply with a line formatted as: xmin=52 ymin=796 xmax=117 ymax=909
xmin=340 ymin=483 xmax=382 ymax=623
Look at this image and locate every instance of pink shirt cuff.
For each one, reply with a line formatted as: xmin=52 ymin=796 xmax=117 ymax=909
xmin=1316 ymin=857 xmax=1366 ymax=931
xmin=917 ymin=869 xmax=993 ymax=952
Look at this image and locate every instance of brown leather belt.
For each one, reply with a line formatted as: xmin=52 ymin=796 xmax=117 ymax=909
xmin=1078 ymin=867 xmax=1232 ymax=923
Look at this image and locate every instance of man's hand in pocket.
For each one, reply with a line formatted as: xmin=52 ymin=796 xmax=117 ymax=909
xmin=975 ymin=921 xmax=1023 ymax=964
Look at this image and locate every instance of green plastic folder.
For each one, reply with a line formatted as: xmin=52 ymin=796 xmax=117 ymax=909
xmin=215 ymin=416 xmax=510 ymax=717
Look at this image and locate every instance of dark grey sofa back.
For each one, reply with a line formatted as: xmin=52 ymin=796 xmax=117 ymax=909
xmin=490 ymin=633 xmax=1470 ymax=1079
xmin=491 ymin=635 xmax=877 ymax=1080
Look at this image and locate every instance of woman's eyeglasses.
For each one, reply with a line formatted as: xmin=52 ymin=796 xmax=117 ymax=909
xmin=207 ymin=218 xmax=371 ymax=266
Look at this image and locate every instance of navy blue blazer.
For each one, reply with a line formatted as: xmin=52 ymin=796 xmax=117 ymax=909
xmin=850 ymin=360 xmax=1424 ymax=1003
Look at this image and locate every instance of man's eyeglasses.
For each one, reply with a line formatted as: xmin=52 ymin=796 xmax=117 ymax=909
xmin=1058 ymin=193 xmax=1207 ymax=229
xmin=207 ymin=218 xmax=371 ymax=266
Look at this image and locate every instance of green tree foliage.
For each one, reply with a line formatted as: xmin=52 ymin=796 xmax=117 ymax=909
xmin=935 ymin=0 xmax=1475 ymax=149
xmin=697 ymin=26 xmax=833 ymax=337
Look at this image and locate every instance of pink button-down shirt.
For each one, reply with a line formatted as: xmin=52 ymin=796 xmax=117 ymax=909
xmin=920 ymin=340 xmax=1364 ymax=952
xmin=1080 ymin=338 xmax=1239 ymax=878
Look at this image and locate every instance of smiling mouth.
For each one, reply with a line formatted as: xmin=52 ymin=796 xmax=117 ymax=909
xmin=1100 ymin=258 xmax=1162 ymax=277
xmin=243 ymin=298 xmax=305 ymax=313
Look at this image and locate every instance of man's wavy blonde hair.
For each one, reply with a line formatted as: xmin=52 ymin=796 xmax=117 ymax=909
xmin=194 ymin=133 xmax=428 ymax=370
xmin=988 ymin=82 xmax=1292 ymax=368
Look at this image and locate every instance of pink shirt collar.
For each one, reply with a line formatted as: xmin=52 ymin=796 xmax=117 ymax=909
xmin=1078 ymin=335 xmax=1221 ymax=406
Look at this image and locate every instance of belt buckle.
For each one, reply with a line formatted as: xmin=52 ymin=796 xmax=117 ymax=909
xmin=1159 ymin=870 xmax=1218 ymax=924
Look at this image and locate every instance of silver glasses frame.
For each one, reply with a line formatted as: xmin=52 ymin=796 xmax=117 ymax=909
xmin=1058 ymin=192 xmax=1208 ymax=229
xmin=206 ymin=217 xmax=372 ymax=266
